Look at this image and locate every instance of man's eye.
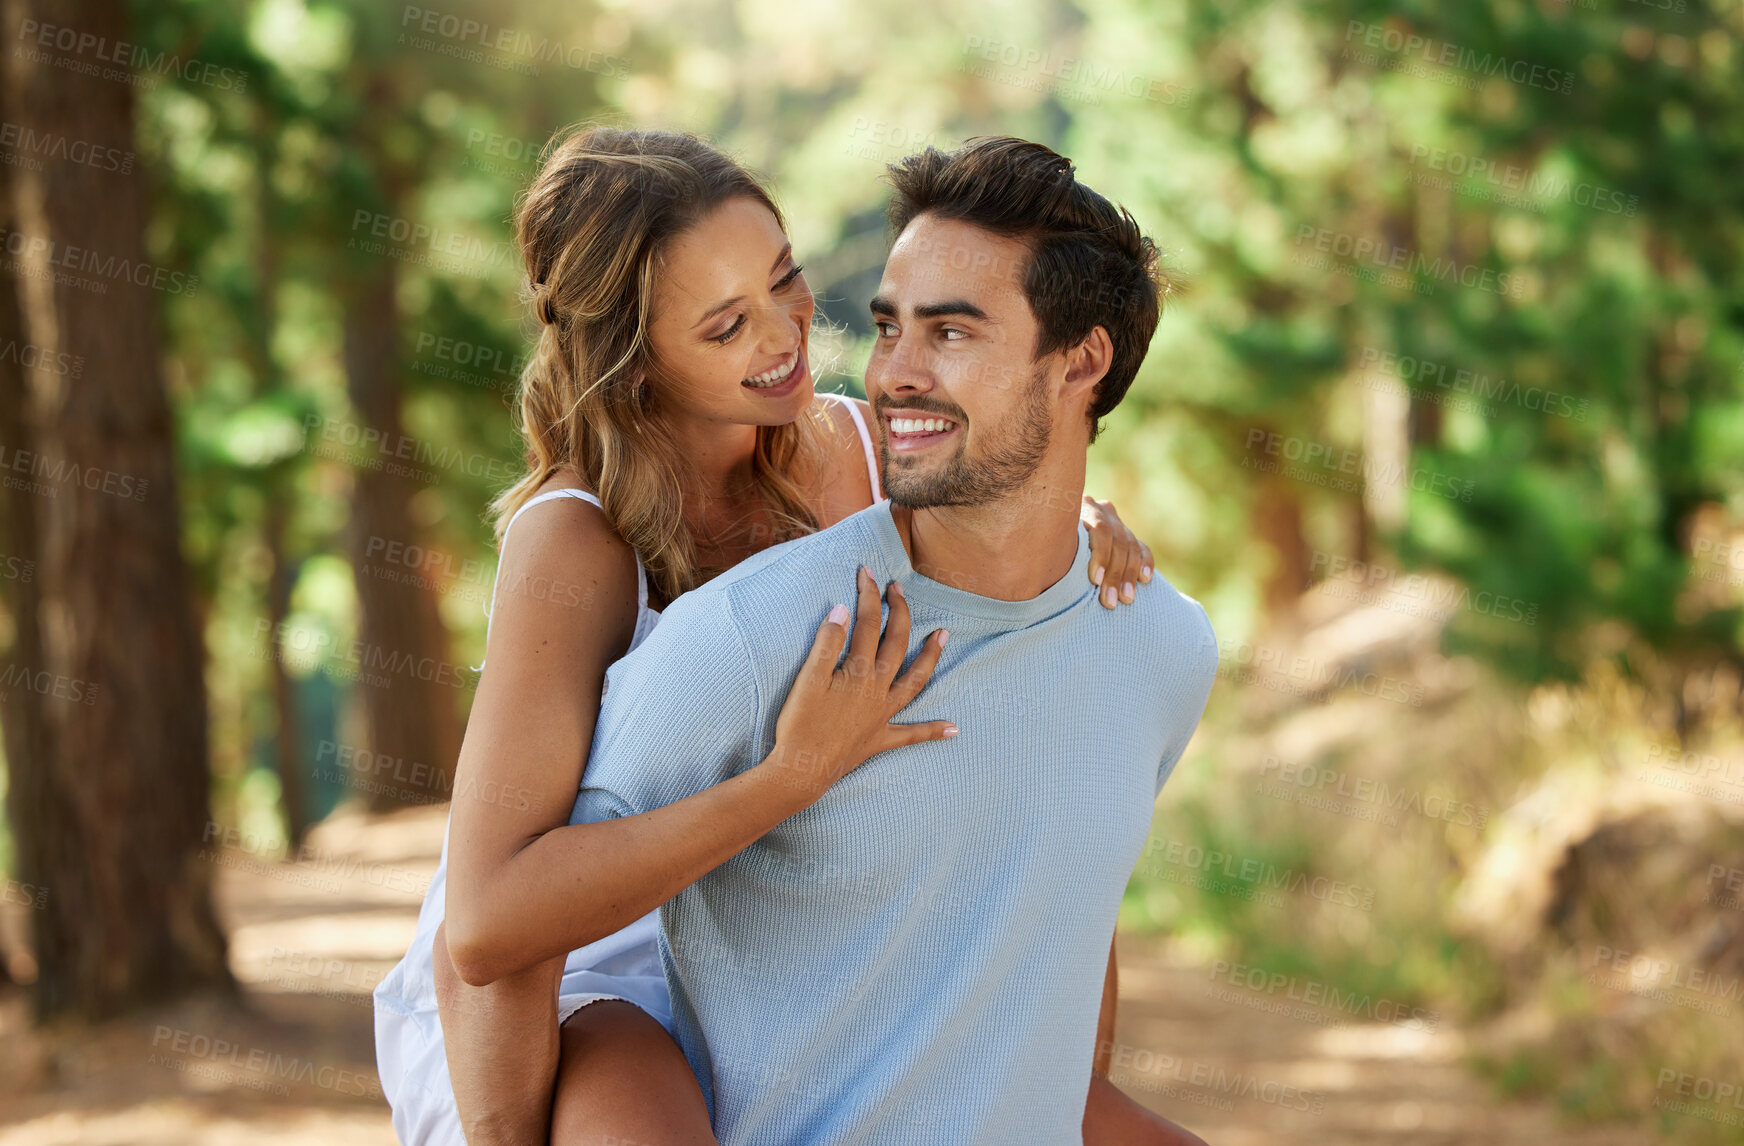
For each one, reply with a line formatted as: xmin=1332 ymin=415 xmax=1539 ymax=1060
xmin=874 ymin=320 xmax=897 ymax=338
xmin=941 ymin=327 xmax=967 ymax=341
xmin=710 ymin=316 xmax=745 ymax=345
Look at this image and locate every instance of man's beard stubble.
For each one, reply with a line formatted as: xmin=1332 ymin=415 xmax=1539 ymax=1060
xmin=877 ymin=365 xmax=1053 ymax=509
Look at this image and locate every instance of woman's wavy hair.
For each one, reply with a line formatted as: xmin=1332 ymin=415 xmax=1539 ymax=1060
xmin=491 ymin=125 xmax=826 ymax=600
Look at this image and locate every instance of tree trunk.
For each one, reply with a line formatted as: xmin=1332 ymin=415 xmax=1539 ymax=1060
xmin=0 ymin=109 xmax=44 ymax=995
xmin=0 ymin=0 xmax=230 ymax=1019
xmin=1361 ymin=369 xmax=1412 ymax=537
xmin=266 ymin=489 xmax=309 ymax=844
xmin=341 ymin=258 xmax=460 ymax=810
xmin=1254 ymin=476 xmax=1311 ymax=625
xmin=245 ymin=114 xmax=307 ymax=847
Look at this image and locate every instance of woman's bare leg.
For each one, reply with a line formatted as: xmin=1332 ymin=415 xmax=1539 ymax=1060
xmin=550 ymin=1000 xmax=715 ymax=1146
xmin=433 ymin=922 xmax=565 ymax=1145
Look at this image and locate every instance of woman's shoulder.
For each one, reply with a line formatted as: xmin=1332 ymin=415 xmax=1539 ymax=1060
xmin=493 ymin=477 xmax=641 ymax=644
xmin=816 ymin=392 xmax=873 ymax=433
xmin=808 ymin=393 xmax=877 ymax=522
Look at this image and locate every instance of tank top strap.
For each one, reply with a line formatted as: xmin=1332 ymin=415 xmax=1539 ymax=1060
xmin=502 ymin=487 xmax=604 ymax=537
xmin=478 ymin=488 xmax=628 ymax=669
xmin=824 ymin=392 xmax=882 ymax=502
xmin=634 ymin=550 xmax=650 ymax=617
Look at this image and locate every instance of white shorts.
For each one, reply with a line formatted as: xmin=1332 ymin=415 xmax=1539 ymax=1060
xmin=374 ymin=832 xmax=678 ymax=1145
xmin=374 ymin=972 xmax=676 ymax=1146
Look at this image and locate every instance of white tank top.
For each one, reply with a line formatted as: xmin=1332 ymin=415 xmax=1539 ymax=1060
xmin=374 ymin=393 xmax=880 ymax=1018
xmin=482 ymin=392 xmax=877 ymax=647
xmin=488 ymin=487 xmax=663 ymax=655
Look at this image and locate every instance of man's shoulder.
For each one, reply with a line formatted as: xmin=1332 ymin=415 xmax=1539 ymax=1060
xmin=1120 ymin=569 xmax=1219 ymax=674
xmin=700 ymin=502 xmax=886 ymax=602
xmin=661 ymin=504 xmax=886 ymax=639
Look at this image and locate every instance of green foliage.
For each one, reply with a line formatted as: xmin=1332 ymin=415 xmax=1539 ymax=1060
xmin=108 ymin=1 xmax=1742 ymax=1134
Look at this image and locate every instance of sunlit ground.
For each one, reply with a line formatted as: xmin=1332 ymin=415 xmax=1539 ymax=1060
xmin=0 ymin=797 xmax=1648 ymax=1145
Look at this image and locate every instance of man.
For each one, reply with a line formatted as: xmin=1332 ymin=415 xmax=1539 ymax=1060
xmin=571 ymin=137 xmax=1217 ymax=1145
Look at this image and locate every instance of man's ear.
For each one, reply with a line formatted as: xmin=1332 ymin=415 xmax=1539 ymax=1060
xmin=1060 ymin=326 xmax=1114 ymax=404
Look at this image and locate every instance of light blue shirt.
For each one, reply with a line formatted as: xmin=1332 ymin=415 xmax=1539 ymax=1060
xmin=571 ymin=500 xmax=1217 ymax=1145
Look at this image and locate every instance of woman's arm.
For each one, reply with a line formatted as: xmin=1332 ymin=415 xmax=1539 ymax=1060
xmin=443 ymin=500 xmax=948 ymax=986
xmin=1084 ymin=938 xmax=1211 ymax=1146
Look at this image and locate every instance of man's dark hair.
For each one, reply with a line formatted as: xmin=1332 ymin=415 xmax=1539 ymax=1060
xmin=884 ymin=137 xmax=1170 ymax=441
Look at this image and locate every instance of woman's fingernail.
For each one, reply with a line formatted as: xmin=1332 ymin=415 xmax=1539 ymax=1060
xmin=1141 ymin=564 xmax=1153 ymax=581
xmin=1092 ymin=566 xmax=1105 ymax=586
xmin=1123 ymin=581 xmax=1135 ymax=601
xmin=1102 ymin=587 xmax=1116 ymax=607
xmin=828 ymin=604 xmax=849 ymax=625
xmin=937 ymin=629 xmax=948 ymax=648
xmin=942 ymin=725 xmax=959 ymax=738
xmin=890 ymin=581 xmax=905 ymax=598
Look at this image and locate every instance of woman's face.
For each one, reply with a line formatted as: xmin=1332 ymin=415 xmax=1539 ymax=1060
xmin=645 ymin=196 xmax=816 ymax=427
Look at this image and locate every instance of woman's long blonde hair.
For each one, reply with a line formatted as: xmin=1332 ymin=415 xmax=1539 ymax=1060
xmin=491 ymin=126 xmax=827 ymax=601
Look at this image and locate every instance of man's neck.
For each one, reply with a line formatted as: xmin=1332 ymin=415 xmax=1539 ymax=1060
xmin=891 ymin=471 xmax=1086 ymax=602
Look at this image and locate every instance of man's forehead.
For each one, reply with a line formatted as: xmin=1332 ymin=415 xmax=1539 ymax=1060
xmin=882 ymin=216 xmax=1029 ymax=303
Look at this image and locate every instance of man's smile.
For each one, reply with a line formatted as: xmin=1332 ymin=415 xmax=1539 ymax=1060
xmin=883 ymin=408 xmax=962 ymax=452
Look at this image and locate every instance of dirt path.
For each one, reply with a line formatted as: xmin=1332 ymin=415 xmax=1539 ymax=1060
xmin=1108 ymin=936 xmax=1643 ymax=1145
xmin=0 ymin=805 xmax=1646 ymax=1144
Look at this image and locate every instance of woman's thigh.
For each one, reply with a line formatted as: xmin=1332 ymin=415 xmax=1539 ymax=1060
xmin=550 ymin=1000 xmax=715 ymax=1146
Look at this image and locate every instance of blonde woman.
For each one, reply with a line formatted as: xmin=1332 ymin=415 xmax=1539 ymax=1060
xmin=373 ymin=126 xmax=1165 ymax=1146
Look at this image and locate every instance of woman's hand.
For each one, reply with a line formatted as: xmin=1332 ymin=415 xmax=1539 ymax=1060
xmin=764 ymin=567 xmax=955 ymax=803
xmin=1081 ymin=495 xmax=1154 ymax=609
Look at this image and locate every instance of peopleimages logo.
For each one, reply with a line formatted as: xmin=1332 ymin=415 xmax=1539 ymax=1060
xmin=0 ymin=227 xmax=198 ymax=297
xmin=1294 ymin=225 xmax=1522 ymax=300
xmin=1258 ymin=754 xmax=1488 ymax=830
xmin=961 ymin=36 xmax=1193 ymax=107
xmin=149 ymin=1026 xmax=380 ymax=1099
xmin=399 ymin=6 xmax=627 ymax=78
xmin=1342 ymin=21 xmax=1575 ymax=95
xmin=1585 ymin=946 xmax=1740 ymax=1016
xmin=1207 ymin=960 xmax=1440 ymax=1032
xmin=1309 ymin=549 xmax=1539 ymax=627
xmin=1357 ymin=347 xmax=1587 ymax=423
xmin=14 ymin=19 xmax=250 ymax=91
xmin=1405 ymin=145 xmax=1638 ymax=217
xmin=1242 ymin=428 xmax=1476 ymax=505
xmin=0 ymin=121 xmax=134 ymax=175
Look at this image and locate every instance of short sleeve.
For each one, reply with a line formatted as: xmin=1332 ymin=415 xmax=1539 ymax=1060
xmin=570 ymin=588 xmax=763 ymax=825
xmin=1156 ymin=599 xmax=1219 ymax=799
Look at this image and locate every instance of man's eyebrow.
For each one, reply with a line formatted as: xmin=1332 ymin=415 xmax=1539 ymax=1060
xmin=691 ymin=244 xmax=796 ymax=330
xmin=866 ymin=297 xmax=994 ymax=322
xmin=916 ymin=299 xmax=993 ymax=322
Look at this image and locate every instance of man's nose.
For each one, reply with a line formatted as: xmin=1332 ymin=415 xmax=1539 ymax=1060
xmin=871 ymin=334 xmax=934 ymax=395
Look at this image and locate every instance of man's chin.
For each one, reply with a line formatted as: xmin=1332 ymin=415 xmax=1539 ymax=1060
xmin=882 ymin=478 xmax=980 ymax=510
xmin=882 ymin=464 xmax=954 ymax=509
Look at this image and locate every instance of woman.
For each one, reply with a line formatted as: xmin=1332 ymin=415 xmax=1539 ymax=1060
xmin=373 ymin=125 xmax=1167 ymax=1146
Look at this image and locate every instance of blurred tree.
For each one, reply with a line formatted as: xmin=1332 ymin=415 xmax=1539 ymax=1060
xmin=337 ymin=69 xmax=463 ymax=811
xmin=0 ymin=0 xmax=230 ymax=1018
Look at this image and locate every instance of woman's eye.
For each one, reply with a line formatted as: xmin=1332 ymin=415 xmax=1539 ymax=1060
xmin=710 ymin=316 xmax=745 ymax=345
xmin=774 ymin=263 xmax=807 ymax=292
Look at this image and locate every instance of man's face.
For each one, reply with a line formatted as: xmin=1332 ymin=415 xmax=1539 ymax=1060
xmin=865 ymin=214 xmax=1054 ymax=508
